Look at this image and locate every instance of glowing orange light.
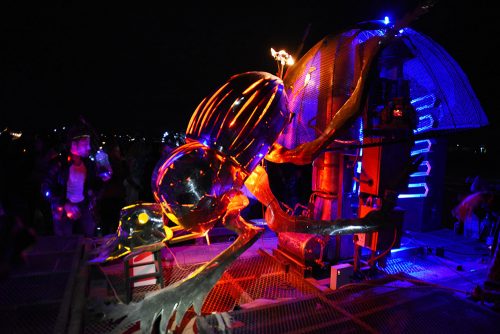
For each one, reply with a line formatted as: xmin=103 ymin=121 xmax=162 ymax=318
xmin=229 ymin=86 xmax=278 ymax=151
xmin=229 ymin=90 xmax=259 ymax=127
xmin=242 ymin=78 xmax=264 ymax=95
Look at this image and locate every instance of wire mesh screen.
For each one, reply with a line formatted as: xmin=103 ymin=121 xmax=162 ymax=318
xmin=277 ymin=24 xmax=487 ymax=150
xmin=0 ymin=303 xmax=61 ymax=334
xmin=198 ymin=274 xmax=500 ymax=334
xmin=84 ymin=247 xmax=500 ymax=334
xmin=380 ymin=256 xmax=428 ymax=275
xmin=279 ymin=31 xmax=368 ymax=149
xmin=84 ymin=253 xmax=321 ymax=333
xmin=0 ymin=272 xmax=69 ymax=305
xmin=401 ymin=28 xmax=488 ymax=133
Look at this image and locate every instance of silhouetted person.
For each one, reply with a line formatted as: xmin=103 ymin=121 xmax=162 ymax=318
xmin=98 ymin=142 xmax=128 ymax=235
xmin=30 ymin=132 xmax=58 ymax=235
xmin=123 ymin=140 xmax=152 ymax=204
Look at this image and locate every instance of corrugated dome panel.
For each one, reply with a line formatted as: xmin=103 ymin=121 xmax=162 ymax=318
xmin=400 ymin=28 xmax=488 ymax=133
xmin=277 ymin=23 xmax=488 ymax=149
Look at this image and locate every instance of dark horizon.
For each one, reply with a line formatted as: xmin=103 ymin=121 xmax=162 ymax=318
xmin=1 ymin=1 xmax=498 ymax=135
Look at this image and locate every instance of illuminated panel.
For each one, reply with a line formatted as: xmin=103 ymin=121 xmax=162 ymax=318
xmin=411 ymin=94 xmax=436 ymax=111
xmin=353 ymin=119 xmax=364 ymax=193
xmin=409 ymin=160 xmax=431 ymax=177
xmin=411 ymin=93 xmax=436 ymax=134
xmin=414 ymin=114 xmax=434 ymax=134
xmin=398 ymin=183 xmax=429 ymax=198
xmin=399 ymin=140 xmax=432 ymax=199
xmin=410 ymin=139 xmax=432 ymax=156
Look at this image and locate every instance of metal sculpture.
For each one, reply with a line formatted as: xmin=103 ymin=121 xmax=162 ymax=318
xmin=96 ymin=4 xmax=489 ymax=333
xmin=101 ymin=52 xmax=412 ymax=334
xmin=89 ymin=203 xmax=172 ymax=263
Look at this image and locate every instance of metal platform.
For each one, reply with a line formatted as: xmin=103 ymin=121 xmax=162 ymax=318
xmin=3 ymin=228 xmax=498 ymax=333
xmin=0 ymin=235 xmax=85 ymax=334
xmin=83 ymin=228 xmax=500 ymax=333
xmin=198 ymin=274 xmax=500 ymax=333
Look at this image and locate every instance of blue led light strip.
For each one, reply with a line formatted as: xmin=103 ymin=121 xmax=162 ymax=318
xmin=400 ymin=140 xmax=433 ymax=198
xmin=410 ymin=160 xmax=431 ymax=177
xmin=398 ymin=183 xmax=429 ymax=198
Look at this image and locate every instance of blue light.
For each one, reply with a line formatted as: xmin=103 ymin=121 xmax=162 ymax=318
xmin=398 ymin=183 xmax=429 ymax=198
xmin=411 ymin=139 xmax=432 ymax=156
xmin=356 ymin=161 xmax=362 ymax=174
xmin=402 ymin=140 xmax=433 ymax=198
xmin=413 ymin=114 xmax=435 ymax=134
xmin=384 ymin=16 xmax=390 ymax=25
xmin=410 ymin=161 xmax=431 ymax=177
xmin=358 ymin=118 xmax=364 ymax=143
xmin=411 ymin=94 xmax=436 ymax=111
xmin=400 ymin=28 xmax=487 ymax=131
xmin=45 ymin=191 xmax=50 ymax=198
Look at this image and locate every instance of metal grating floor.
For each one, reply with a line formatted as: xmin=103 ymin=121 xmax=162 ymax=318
xmin=0 ymin=235 xmax=84 ymax=334
xmin=84 ymin=229 xmax=499 ymax=333
xmin=380 ymin=257 xmax=428 ymax=275
xmin=0 ymin=272 xmax=70 ymax=305
xmin=0 ymin=303 xmax=62 ymax=334
xmin=84 ymin=252 xmax=321 ymax=333
xmin=198 ymin=274 xmax=500 ymax=334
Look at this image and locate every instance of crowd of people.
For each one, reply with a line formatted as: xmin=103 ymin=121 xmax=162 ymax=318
xmin=0 ymin=117 xmax=173 ymax=277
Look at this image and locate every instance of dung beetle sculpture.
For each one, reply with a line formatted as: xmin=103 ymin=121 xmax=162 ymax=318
xmin=99 ymin=5 xmax=446 ymax=333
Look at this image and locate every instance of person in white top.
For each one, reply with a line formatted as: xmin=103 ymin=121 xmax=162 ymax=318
xmin=42 ymin=123 xmax=111 ymax=237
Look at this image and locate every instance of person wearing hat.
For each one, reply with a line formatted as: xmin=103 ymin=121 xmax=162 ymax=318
xmin=41 ymin=122 xmax=111 ymax=237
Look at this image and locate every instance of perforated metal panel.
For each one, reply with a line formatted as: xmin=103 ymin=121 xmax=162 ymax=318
xmin=84 ymin=253 xmax=321 ymax=333
xmin=278 ymin=24 xmax=487 ymax=151
xmin=198 ymin=274 xmax=500 ymax=334
xmin=380 ymin=257 xmax=427 ymax=275
xmin=85 ymin=249 xmax=500 ymax=333
xmin=0 ymin=303 xmax=61 ymax=334
xmin=0 ymin=272 xmax=69 ymax=305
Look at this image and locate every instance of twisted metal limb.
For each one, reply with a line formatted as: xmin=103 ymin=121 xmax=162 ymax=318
xmin=100 ymin=192 xmax=263 ymax=334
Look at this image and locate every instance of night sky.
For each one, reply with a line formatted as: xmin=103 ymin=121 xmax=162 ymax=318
xmin=2 ymin=1 xmax=499 ymax=138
